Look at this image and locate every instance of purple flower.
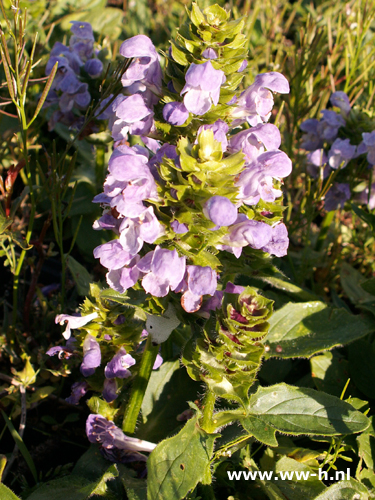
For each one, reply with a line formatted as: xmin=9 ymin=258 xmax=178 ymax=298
xmin=105 ymin=347 xmax=136 ymax=379
xmin=306 ymin=149 xmax=330 ymax=178
xmin=324 ymin=183 xmax=350 ymax=211
xmin=84 ymin=58 xmax=103 ymax=78
xmin=202 ymin=48 xmax=218 ymax=59
xmin=203 ymin=196 xmax=238 ymax=227
xmin=328 ymin=138 xmax=356 ymax=169
xmin=261 ymin=223 xmax=289 ymax=257
xmin=66 ymin=381 xmax=88 ymax=405
xmin=233 ymin=72 xmax=289 ymax=126
xmin=110 ymin=94 xmax=154 ymax=139
xmin=106 ymin=255 xmax=141 ymax=293
xmin=300 ymin=119 xmax=322 ymax=151
xmin=330 ymin=91 xmax=351 ymax=115
xmin=86 ymin=414 xmax=156 ymax=452
xmin=236 ymin=150 xmax=292 ymax=205
xmin=55 ymin=312 xmax=98 ymax=340
xmin=362 ymin=131 xmax=375 ymax=165
xmin=139 ymin=246 xmax=186 ymax=297
xmin=46 ymin=338 xmax=76 ymax=359
xmin=102 ymin=379 xmax=118 ymax=403
xmin=163 ymin=102 xmax=190 ymax=126
xmin=228 ymin=123 xmax=281 ymax=163
xmin=181 ymin=265 xmax=217 ymax=313
xmin=69 ymin=21 xmax=94 ymax=60
xmin=356 ymin=183 xmax=375 ymax=210
xmin=50 ymin=43 xmax=82 ymax=73
xmin=171 ymin=220 xmax=189 ymax=234
xmin=317 ymin=110 xmax=345 ymax=142
xmin=181 ymin=61 xmax=226 ymax=115
xmin=92 ymin=213 xmax=121 ymax=233
xmin=118 ymin=207 xmax=163 ymax=255
xmin=80 ymin=334 xmax=101 ymax=377
xmin=120 ymin=35 xmax=162 ymax=93
xmin=222 ymin=216 xmax=272 ymax=250
xmin=238 ymin=60 xmax=248 ymax=72
xmin=225 ymin=282 xmax=245 ymax=294
xmin=197 ymin=120 xmax=229 ymax=151
xmin=93 ymin=240 xmax=132 ymax=270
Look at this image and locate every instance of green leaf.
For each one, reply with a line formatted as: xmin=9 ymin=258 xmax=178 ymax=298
xmin=361 ymin=278 xmax=375 ymax=296
xmin=241 ymin=415 xmax=278 ymax=446
xmin=147 ymin=414 xmax=216 ymax=500
xmin=137 ymin=360 xmax=200 ymax=443
xmin=357 ymin=429 xmax=375 ymax=470
xmin=0 ymin=483 xmax=21 ymax=500
xmin=119 ymin=465 xmax=147 ymax=500
xmin=351 ymin=202 xmax=375 ymax=230
xmin=66 ymin=255 xmax=92 ymax=296
xmin=0 ymin=214 xmax=13 ymax=235
xmin=312 ymin=478 xmax=369 ymax=500
xmin=340 ymin=263 xmax=375 ymax=306
xmin=25 ymin=469 xmax=117 ymax=500
xmin=310 ymin=352 xmax=351 ymax=397
xmin=273 ymin=456 xmax=326 ymax=499
xmin=265 ymin=301 xmax=375 ymax=359
xmin=247 ymin=383 xmax=370 ymax=436
xmin=255 ymin=273 xmax=319 ymax=302
xmin=348 ymin=340 xmax=375 ymax=399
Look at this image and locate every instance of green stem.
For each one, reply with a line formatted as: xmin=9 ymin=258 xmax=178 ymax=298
xmin=200 ymin=390 xmax=216 ymax=433
xmin=122 ymin=335 xmax=158 ymax=434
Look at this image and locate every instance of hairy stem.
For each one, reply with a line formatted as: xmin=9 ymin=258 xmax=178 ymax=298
xmin=122 ymin=335 xmax=158 ymax=434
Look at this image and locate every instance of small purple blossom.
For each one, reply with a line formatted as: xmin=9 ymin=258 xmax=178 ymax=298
xmin=110 ymin=94 xmax=154 ymax=139
xmin=228 ymin=123 xmax=281 ymax=163
xmin=104 ymin=347 xmax=136 ymax=379
xmin=120 ymin=35 xmax=162 ymax=93
xmin=163 ymin=102 xmax=189 ymax=126
xmin=171 ymin=220 xmax=189 ymax=234
xmin=66 ymin=381 xmax=88 ymax=405
xmin=93 ymin=240 xmax=132 ymax=270
xmin=203 ymin=196 xmax=238 ymax=227
xmin=330 ymin=91 xmax=351 ymax=116
xmin=261 ymin=223 xmax=289 ymax=257
xmin=202 ymin=48 xmax=218 ymax=59
xmin=102 ymin=379 xmax=118 ymax=403
xmin=236 ymin=150 xmax=292 ymax=205
xmin=80 ymin=334 xmax=101 ymax=377
xmin=138 ymin=246 xmax=186 ymax=297
xmin=233 ymin=72 xmax=289 ymax=126
xmin=328 ymin=138 xmax=356 ymax=169
xmin=324 ymin=183 xmax=350 ymax=211
xmin=84 ymin=58 xmax=103 ymax=78
xmin=55 ymin=312 xmax=98 ymax=340
xmin=46 ymin=338 xmax=76 ymax=359
xmin=356 ymin=183 xmax=375 ymax=210
xmin=222 ymin=216 xmax=273 ymax=250
xmin=106 ymin=255 xmax=141 ymax=293
xmin=362 ymin=131 xmax=375 ymax=165
xmin=181 ymin=61 xmax=226 ymax=115
xmin=300 ymin=119 xmax=322 ymax=151
xmin=86 ymin=414 xmax=156 ymax=452
xmin=317 ymin=110 xmax=345 ymax=142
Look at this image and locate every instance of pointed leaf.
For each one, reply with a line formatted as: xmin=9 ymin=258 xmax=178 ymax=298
xmin=265 ymin=301 xmax=375 ymax=359
xmin=147 ymin=414 xmax=216 ymax=500
xmin=247 ymin=383 xmax=370 ymax=436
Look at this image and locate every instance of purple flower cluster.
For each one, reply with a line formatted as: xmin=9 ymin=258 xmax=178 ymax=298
xmin=300 ymin=91 xmax=375 ymax=210
xmin=45 ymin=22 xmax=104 ymax=130
xmin=108 ymin=35 xmax=162 ymax=142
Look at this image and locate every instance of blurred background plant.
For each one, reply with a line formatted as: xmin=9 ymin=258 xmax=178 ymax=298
xmin=0 ymin=0 xmax=374 ymax=498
